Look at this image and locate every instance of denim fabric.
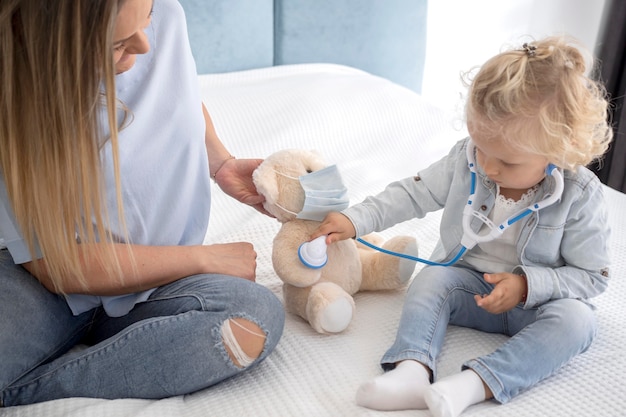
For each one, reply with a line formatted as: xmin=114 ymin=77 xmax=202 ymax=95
xmin=381 ymin=265 xmax=596 ymax=403
xmin=0 ymin=250 xmax=285 ymax=406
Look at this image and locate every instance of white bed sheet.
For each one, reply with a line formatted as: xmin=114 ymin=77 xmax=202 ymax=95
xmin=4 ymin=64 xmax=625 ymax=417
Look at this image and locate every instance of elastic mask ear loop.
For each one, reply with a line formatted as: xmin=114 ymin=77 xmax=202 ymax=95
xmin=274 ymin=202 xmax=299 ymax=216
xmin=273 ymin=169 xmax=300 ymax=181
xmin=271 ymin=169 xmax=302 ymax=216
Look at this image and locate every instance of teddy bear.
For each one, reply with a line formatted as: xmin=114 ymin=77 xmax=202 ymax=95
xmin=252 ymin=149 xmax=419 ymax=334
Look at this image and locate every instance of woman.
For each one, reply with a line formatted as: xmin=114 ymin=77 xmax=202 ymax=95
xmin=0 ymin=0 xmax=284 ymax=406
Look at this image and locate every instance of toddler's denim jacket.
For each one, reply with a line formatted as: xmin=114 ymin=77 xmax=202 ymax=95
xmin=344 ymin=137 xmax=611 ymax=309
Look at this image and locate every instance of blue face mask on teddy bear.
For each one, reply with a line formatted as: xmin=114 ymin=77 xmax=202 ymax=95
xmin=274 ymin=165 xmax=350 ymax=221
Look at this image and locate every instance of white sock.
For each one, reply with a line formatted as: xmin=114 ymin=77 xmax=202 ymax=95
xmin=424 ymin=370 xmax=486 ymax=417
xmin=355 ymin=360 xmax=430 ymax=411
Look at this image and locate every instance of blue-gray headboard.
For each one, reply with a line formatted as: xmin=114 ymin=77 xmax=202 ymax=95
xmin=178 ymin=0 xmax=428 ymax=92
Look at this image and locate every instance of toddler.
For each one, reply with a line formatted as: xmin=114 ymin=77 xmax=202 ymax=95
xmin=311 ymin=36 xmax=613 ymax=416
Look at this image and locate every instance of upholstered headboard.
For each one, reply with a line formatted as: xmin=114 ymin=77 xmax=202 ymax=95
xmin=177 ymin=0 xmax=428 ymax=92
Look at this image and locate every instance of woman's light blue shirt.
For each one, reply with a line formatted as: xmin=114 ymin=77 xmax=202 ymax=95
xmin=0 ymin=0 xmax=210 ymax=316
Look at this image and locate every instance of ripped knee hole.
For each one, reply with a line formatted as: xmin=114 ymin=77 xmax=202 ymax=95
xmin=221 ymin=318 xmax=267 ymax=368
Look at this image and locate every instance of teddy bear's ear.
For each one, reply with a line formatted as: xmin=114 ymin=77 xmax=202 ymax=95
xmin=252 ymin=149 xmax=329 ymax=205
xmin=303 ymin=150 xmax=327 ymax=173
xmin=252 ymin=160 xmax=280 ymax=204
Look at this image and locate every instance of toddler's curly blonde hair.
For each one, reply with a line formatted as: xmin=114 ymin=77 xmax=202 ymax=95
xmin=464 ymin=36 xmax=613 ymax=171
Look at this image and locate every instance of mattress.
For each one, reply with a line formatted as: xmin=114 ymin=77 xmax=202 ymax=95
xmin=4 ymin=64 xmax=625 ymax=417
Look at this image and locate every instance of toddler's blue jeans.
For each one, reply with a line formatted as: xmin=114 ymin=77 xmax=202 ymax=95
xmin=381 ymin=265 xmax=597 ymax=403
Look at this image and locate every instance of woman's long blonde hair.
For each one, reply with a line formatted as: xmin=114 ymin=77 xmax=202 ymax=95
xmin=0 ymin=0 xmax=128 ymax=292
xmin=463 ymin=36 xmax=613 ymax=170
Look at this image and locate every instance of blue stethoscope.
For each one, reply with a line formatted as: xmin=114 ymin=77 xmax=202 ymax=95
xmin=298 ymin=140 xmax=564 ymax=269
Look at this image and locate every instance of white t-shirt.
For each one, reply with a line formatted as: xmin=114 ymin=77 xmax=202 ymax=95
xmin=463 ymin=185 xmax=539 ymax=273
xmin=0 ymin=0 xmax=211 ymax=316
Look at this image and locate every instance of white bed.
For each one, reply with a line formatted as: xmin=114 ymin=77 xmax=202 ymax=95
xmin=4 ymin=64 xmax=625 ymax=417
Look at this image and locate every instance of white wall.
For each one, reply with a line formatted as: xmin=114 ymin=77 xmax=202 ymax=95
xmin=421 ymin=0 xmax=608 ymax=116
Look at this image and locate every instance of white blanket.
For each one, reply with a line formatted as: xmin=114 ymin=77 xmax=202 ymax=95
xmin=5 ymin=64 xmax=625 ymax=417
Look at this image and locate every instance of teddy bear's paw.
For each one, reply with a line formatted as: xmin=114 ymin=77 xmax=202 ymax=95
xmin=382 ymin=236 xmax=419 ymax=285
xmin=319 ymin=297 xmax=354 ymax=333
xmin=357 ymin=233 xmax=385 ymax=249
xmin=306 ymin=282 xmax=356 ymax=334
xmin=360 ymin=236 xmax=419 ymax=291
xmin=396 ymin=238 xmax=419 ymax=284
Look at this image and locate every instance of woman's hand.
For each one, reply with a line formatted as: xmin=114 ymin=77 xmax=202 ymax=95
xmin=199 ymin=242 xmax=258 ymax=282
xmin=309 ymin=212 xmax=356 ymax=245
xmin=213 ymin=157 xmax=271 ymax=216
xmin=474 ymin=272 xmax=527 ymax=313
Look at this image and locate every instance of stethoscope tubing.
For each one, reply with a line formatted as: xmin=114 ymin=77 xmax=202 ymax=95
xmin=356 ymin=237 xmax=466 ymax=266
xmin=356 ymin=140 xmax=564 ymax=267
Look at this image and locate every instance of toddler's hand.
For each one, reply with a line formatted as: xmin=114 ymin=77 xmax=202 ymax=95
xmin=474 ymin=272 xmax=527 ymax=314
xmin=309 ymin=212 xmax=356 ymax=245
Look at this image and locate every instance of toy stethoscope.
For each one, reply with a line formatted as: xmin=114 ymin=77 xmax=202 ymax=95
xmin=298 ymin=140 xmax=564 ymax=269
